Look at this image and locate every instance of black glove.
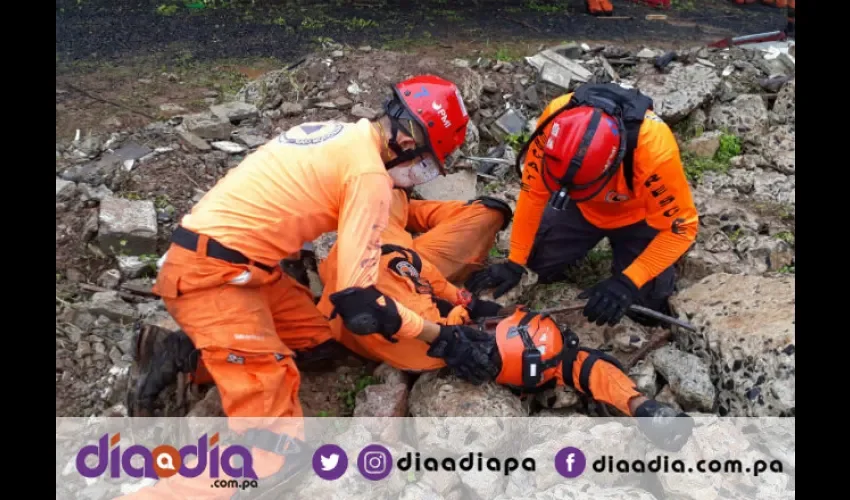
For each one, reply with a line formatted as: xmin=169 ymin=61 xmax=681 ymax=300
xmin=464 ymin=260 xmax=526 ymax=299
xmin=578 ymin=273 xmax=639 ymax=326
xmin=467 ymin=296 xmax=503 ymax=321
xmin=329 ymin=286 xmax=402 ymax=343
xmin=427 ymin=325 xmax=500 ymax=385
xmin=634 ymin=399 xmax=695 ymax=452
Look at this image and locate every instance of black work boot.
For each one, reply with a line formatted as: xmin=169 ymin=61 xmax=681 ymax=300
xmin=127 ymin=323 xmax=199 ymax=416
xmin=634 ymin=399 xmax=695 ymax=452
xmin=293 ymin=339 xmax=352 ymax=371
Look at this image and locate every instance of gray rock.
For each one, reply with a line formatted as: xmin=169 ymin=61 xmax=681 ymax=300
xmin=671 ymin=273 xmax=795 ymax=416
xmin=421 ymin=467 xmax=461 ymax=496
xmin=234 ymin=68 xmax=292 ymax=110
xmin=96 ymin=269 xmax=121 ymax=289
xmin=180 ymin=112 xmax=233 ymax=141
xmin=59 ymin=153 xmax=123 ymax=185
xmin=86 ymin=291 xmax=138 ymax=324
xmin=653 ymin=418 xmax=791 ymax=500
xmin=351 ymin=103 xmax=379 ymax=120
xmin=457 ymin=67 xmax=484 ymax=114
xmin=117 ymin=255 xmax=152 ymax=279
xmin=176 ymin=128 xmax=211 ymax=151
xmin=333 ymin=96 xmax=354 ymax=109
xmin=770 ymin=78 xmax=795 ymax=125
xmin=650 ymin=345 xmax=716 ymax=412
xmin=635 ymin=63 xmax=721 ymax=123
xmin=210 ymin=101 xmax=258 ymax=122
xmin=56 ymin=178 xmax=77 ymax=201
xmin=684 ymin=130 xmax=723 ymax=158
xmin=459 ymin=466 xmax=508 ymax=499
xmin=399 ymin=483 xmax=443 ymax=500
xmin=756 ymin=124 xmax=795 ymax=174
xmin=730 ymin=154 xmax=770 ymax=170
xmin=230 ymin=130 xmax=268 ymax=148
xmin=655 ymin=385 xmax=683 ymax=412
xmin=210 ymin=141 xmax=247 ymax=154
xmin=753 ymin=169 xmax=795 ymax=206
xmin=309 ymin=231 xmax=337 ymax=262
xmin=534 ymin=385 xmax=581 ymax=411
xmin=353 ymin=383 xmax=408 ymax=417
xmin=409 ymin=371 xmax=526 ymax=418
xmin=97 ymin=197 xmax=158 ymax=256
xmin=280 ymin=102 xmax=304 ymax=116
xmin=374 ymin=363 xmax=410 ymax=386
xmin=414 ymin=170 xmax=478 ymax=201
xmin=708 ymin=94 xmax=769 ymax=141
xmin=497 ymin=481 xmax=658 ymax=500
xmin=629 ymin=359 xmax=658 ymax=399
xmin=78 ymin=183 xmax=114 ymax=202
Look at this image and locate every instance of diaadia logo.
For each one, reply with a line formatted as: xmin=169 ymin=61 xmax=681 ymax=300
xmin=75 ymin=433 xmax=258 ymax=480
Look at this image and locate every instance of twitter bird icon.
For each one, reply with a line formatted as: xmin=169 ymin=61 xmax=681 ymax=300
xmin=321 ymin=453 xmax=339 ymax=471
xmin=313 ymin=444 xmax=348 ymax=480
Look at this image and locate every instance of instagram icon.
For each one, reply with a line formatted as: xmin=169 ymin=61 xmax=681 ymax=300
xmin=357 ymin=444 xmax=393 ymax=481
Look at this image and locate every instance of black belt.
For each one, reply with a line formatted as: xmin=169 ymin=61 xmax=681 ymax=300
xmin=170 ymin=226 xmax=277 ymax=274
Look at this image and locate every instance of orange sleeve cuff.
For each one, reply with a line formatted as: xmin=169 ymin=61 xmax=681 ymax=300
xmin=395 ymin=301 xmax=425 ymax=338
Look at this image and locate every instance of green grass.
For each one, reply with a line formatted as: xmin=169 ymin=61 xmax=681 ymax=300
xmin=524 ymin=0 xmax=565 ymax=13
xmin=775 ymin=231 xmax=795 ymax=246
xmin=683 ymin=132 xmax=741 ymax=184
xmin=505 ymin=131 xmax=531 ymax=150
xmin=339 ymin=375 xmax=378 ymax=413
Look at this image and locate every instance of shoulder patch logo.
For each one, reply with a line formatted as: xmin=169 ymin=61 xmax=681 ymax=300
xmin=279 ymin=122 xmax=344 ymax=145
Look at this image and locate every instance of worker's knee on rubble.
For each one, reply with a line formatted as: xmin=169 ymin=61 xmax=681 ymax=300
xmin=586 ymin=0 xmax=613 ymax=14
xmin=466 ymin=196 xmax=513 ymax=230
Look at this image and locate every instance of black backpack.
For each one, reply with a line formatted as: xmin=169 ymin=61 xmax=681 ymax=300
xmin=514 ymin=83 xmax=654 ymax=195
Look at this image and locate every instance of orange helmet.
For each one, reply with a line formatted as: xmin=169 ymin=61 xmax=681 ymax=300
xmin=494 ymin=307 xmax=579 ymax=391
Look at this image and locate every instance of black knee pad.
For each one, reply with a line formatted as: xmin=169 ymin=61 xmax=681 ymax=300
xmin=561 ymin=346 xmax=631 ymax=401
xmin=467 ymin=196 xmax=513 ymax=231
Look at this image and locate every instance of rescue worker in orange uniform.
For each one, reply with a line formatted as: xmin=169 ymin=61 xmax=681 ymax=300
xmin=466 ymin=82 xmax=699 ymax=329
xmin=489 ymin=307 xmax=695 ymax=451
xmin=316 ymin=187 xmax=513 ymax=374
xmin=120 ymin=75 xmax=499 ymax=499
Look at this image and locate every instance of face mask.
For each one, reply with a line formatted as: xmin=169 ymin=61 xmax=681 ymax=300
xmin=388 ymin=156 xmax=441 ymax=188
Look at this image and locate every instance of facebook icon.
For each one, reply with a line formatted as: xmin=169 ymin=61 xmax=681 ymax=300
xmin=555 ymin=447 xmax=587 ymax=478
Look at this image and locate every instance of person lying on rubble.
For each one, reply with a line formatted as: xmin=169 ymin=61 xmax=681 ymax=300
xmin=121 ymin=74 xmax=498 ymax=499
xmin=313 ymin=185 xmax=513 ymax=377
xmin=465 ymin=82 xmax=699 ymax=330
xmin=481 ymin=306 xmax=694 ymax=452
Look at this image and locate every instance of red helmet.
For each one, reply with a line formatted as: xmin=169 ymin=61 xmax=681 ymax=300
xmin=541 ymin=106 xmax=625 ymax=201
xmin=385 ymin=75 xmax=469 ymax=171
xmin=494 ymin=307 xmax=578 ymax=391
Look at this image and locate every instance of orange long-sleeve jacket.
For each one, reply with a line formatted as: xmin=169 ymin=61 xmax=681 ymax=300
xmin=178 ymin=119 xmax=425 ymax=337
xmin=509 ymin=93 xmax=699 ymax=289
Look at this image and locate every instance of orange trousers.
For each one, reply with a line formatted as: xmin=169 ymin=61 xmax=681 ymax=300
xmin=120 ymin=242 xmax=325 ymax=499
xmin=559 ymin=350 xmax=642 ymax=416
xmin=317 ymin=198 xmax=506 ymax=372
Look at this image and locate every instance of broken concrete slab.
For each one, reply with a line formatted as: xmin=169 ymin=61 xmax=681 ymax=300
xmin=86 ymin=291 xmax=138 ymax=324
xmin=413 ymin=170 xmax=478 ymax=202
xmin=97 ymin=196 xmax=158 ymax=256
xmin=117 ymin=255 xmax=151 ymax=279
xmin=176 ymin=129 xmax=211 ymax=151
xmin=111 ymin=142 xmax=154 ymax=163
xmin=684 ymin=130 xmax=723 ymax=158
xmin=525 ymin=49 xmax=592 ymax=86
xmin=210 ymin=101 xmax=259 ymax=122
xmin=230 ymin=130 xmax=268 ymax=149
xmin=56 ymin=178 xmax=77 ymax=201
xmin=351 ymin=103 xmax=379 ymax=120
xmin=180 ymin=112 xmax=233 ymax=141
xmin=492 ymin=108 xmax=527 ymax=140
xmin=635 ymin=63 xmax=722 ymax=123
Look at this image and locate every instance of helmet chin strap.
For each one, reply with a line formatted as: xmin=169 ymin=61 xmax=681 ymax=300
xmin=383 ymin=97 xmax=433 ymax=169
